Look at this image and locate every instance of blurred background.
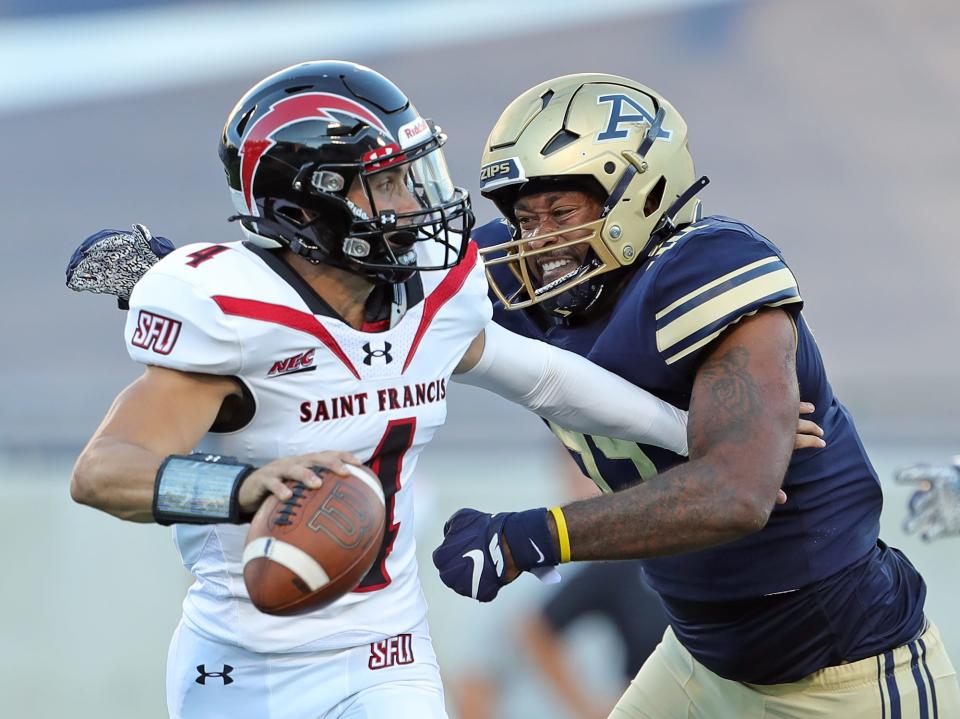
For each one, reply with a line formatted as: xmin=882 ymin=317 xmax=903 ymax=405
xmin=1 ymin=0 xmax=958 ymax=716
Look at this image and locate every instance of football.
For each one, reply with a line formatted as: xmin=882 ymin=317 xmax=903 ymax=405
xmin=242 ymin=464 xmax=385 ymax=616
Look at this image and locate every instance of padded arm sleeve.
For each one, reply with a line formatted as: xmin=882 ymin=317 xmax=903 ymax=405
xmin=454 ymin=322 xmax=688 ymax=455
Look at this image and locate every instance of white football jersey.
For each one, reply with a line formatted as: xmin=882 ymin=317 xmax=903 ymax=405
xmin=125 ymin=239 xmax=491 ymax=653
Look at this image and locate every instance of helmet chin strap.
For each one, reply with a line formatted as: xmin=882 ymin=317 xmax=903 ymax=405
xmin=649 ymin=175 xmax=710 ymax=245
xmin=600 ymin=105 xmax=708 ymax=248
xmin=231 ymin=211 xmax=416 ymax=286
xmin=607 ymin=175 xmax=709 ymax=277
xmin=228 ymin=213 xmax=336 ymax=263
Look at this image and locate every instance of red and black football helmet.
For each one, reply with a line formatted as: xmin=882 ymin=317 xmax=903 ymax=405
xmin=219 ymin=61 xmax=474 ymax=284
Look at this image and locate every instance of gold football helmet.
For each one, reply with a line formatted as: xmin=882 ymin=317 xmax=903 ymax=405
xmin=479 ymin=73 xmax=705 ymax=315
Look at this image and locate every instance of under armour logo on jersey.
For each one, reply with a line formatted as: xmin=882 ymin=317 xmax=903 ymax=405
xmin=596 ymin=94 xmax=673 ymax=143
xmin=362 ymin=342 xmax=393 ymax=365
xmin=196 ymin=664 xmax=234 ymax=685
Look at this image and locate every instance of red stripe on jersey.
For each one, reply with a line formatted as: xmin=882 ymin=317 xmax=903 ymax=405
xmin=211 ymin=296 xmax=361 ymax=380
xmin=402 ymin=242 xmax=479 ymax=373
xmin=361 ymin=319 xmax=391 ymax=333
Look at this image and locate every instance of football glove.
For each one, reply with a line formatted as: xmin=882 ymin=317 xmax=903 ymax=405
xmin=432 ymin=507 xmax=559 ymax=602
xmin=65 ymin=224 xmax=174 ymax=309
xmin=895 ymin=459 xmax=960 ymax=542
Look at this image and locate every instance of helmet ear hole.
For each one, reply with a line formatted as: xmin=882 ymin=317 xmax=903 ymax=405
xmin=644 ymin=176 xmax=667 ymax=217
xmin=275 ymin=204 xmax=310 ymax=227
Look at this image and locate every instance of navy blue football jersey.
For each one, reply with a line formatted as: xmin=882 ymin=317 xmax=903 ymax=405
xmin=475 ymin=216 xmax=926 ymax=683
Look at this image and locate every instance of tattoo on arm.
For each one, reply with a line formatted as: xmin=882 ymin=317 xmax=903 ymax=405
xmin=558 ymin=311 xmax=799 ymax=561
xmin=690 ymin=345 xmax=763 ymax=450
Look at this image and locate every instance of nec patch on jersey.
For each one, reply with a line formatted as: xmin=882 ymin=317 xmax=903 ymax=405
xmin=267 ymin=349 xmax=316 ymax=377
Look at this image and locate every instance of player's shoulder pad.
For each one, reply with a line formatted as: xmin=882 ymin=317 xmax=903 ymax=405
xmin=471 ymin=218 xmax=519 ymax=309
xmin=124 ymin=242 xmax=248 ymax=374
xmin=471 ymin=217 xmax=513 ymax=249
xmin=419 ymin=240 xmax=492 ymax=332
xmin=145 ymin=241 xmax=251 ymax=287
xmin=647 ymin=216 xmax=803 ymax=367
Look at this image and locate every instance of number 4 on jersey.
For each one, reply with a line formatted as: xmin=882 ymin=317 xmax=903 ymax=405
xmin=354 ymin=418 xmax=416 ymax=592
xmin=185 ymin=245 xmax=230 ymax=268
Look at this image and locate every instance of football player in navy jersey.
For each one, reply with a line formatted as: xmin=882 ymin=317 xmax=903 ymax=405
xmin=433 ymin=73 xmax=960 ymax=717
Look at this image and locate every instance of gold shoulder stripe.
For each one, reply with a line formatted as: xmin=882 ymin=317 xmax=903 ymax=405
xmin=665 ymin=327 xmax=725 ymax=366
xmin=663 ymin=296 xmax=802 ymax=365
xmin=657 ymin=268 xmax=800 ymax=353
xmin=655 ymin=256 xmax=781 ymax=320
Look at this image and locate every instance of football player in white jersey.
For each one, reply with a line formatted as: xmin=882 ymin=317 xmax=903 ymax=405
xmin=69 ymin=61 xmax=822 ymax=719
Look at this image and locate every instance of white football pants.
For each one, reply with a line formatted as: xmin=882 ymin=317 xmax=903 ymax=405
xmin=166 ymin=618 xmax=447 ymax=718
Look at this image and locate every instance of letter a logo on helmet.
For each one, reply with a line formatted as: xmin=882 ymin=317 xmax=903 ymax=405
xmin=239 ymin=93 xmax=391 ymax=214
xmin=596 ymin=94 xmax=673 ymax=143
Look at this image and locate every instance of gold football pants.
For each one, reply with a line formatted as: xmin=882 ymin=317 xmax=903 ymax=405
xmin=609 ymin=623 xmax=959 ymax=718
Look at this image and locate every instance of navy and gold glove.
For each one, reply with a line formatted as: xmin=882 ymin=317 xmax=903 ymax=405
xmin=432 ymin=507 xmax=562 ymax=602
xmin=66 ymin=224 xmax=174 ymax=309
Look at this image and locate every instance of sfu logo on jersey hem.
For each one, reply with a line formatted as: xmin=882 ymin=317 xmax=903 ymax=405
xmin=368 ymin=634 xmax=414 ymax=670
xmin=267 ymin=349 xmax=316 ymax=378
xmin=131 ymin=310 xmax=182 ymax=355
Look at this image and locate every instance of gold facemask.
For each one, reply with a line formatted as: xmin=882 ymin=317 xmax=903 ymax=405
xmin=480 ymin=218 xmax=617 ymax=310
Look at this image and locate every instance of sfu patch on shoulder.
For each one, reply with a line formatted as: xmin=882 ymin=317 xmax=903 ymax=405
xmin=131 ymin=310 xmax=182 ymax=355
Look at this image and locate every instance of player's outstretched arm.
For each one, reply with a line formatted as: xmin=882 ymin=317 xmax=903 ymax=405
xmin=71 ymin=366 xmax=359 ymax=522
xmin=453 ymin=322 xmax=689 ymax=454
xmin=453 ymin=322 xmax=823 ymax=457
xmin=434 ymin=309 xmax=800 ymax=600
xmin=558 ymin=308 xmax=798 ymax=560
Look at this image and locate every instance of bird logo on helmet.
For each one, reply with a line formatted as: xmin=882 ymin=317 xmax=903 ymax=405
xmin=219 ymin=60 xmax=475 ymax=285
xmin=478 ymin=73 xmax=708 ymax=317
xmin=238 ymin=92 xmax=391 ymax=218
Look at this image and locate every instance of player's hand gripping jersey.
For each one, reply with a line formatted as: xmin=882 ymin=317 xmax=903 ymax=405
xmin=474 ymin=216 xmax=926 ymax=684
xmin=126 ymin=239 xmax=490 ymax=653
